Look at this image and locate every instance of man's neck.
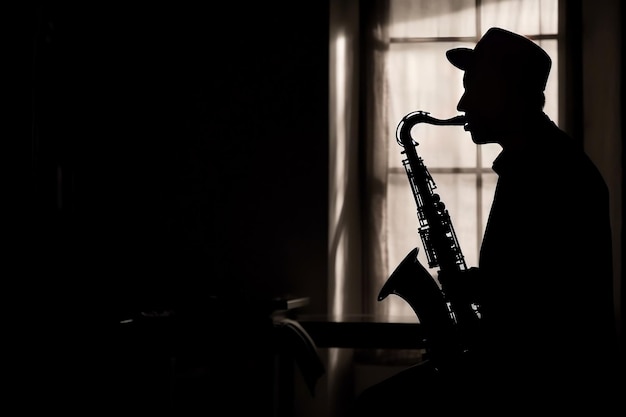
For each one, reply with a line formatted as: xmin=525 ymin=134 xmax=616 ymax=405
xmin=499 ymin=112 xmax=549 ymax=151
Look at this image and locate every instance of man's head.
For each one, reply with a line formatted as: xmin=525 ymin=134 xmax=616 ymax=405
xmin=446 ymin=27 xmax=552 ymax=145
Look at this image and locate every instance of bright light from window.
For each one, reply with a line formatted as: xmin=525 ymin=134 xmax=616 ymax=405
xmin=384 ymin=0 xmax=559 ymax=318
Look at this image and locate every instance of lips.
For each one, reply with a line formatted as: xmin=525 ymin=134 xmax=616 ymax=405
xmin=462 ymin=115 xmax=474 ymax=131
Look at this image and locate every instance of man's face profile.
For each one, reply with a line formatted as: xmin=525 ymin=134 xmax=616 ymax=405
xmin=457 ymin=64 xmax=519 ymax=145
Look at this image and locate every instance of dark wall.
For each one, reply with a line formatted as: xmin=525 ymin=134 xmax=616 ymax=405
xmin=28 ymin=3 xmax=329 ymax=319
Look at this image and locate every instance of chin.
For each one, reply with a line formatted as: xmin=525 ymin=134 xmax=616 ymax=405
xmin=470 ymin=132 xmax=487 ymax=144
xmin=470 ymin=130 xmax=497 ymax=145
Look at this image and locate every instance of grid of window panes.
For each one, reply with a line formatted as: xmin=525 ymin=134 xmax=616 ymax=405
xmin=385 ymin=0 xmax=559 ymax=317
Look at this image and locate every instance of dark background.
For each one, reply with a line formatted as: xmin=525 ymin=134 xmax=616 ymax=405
xmin=25 ymin=2 xmax=330 ymax=317
xmin=18 ymin=2 xmax=330 ymax=414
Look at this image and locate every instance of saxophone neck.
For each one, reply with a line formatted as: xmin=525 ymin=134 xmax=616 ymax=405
xmin=404 ymin=110 xmax=466 ymax=126
xmin=397 ymin=111 xmax=467 ymax=146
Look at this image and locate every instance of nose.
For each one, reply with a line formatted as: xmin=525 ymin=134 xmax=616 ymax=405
xmin=456 ymin=93 xmax=466 ymax=112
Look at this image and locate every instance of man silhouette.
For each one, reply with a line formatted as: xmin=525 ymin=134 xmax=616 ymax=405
xmin=350 ymin=27 xmax=619 ymax=416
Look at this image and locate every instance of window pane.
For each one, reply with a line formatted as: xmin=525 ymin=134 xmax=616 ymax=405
xmin=540 ymin=39 xmax=559 ymax=123
xmin=481 ymin=173 xmax=498 ymax=239
xmin=389 ymin=0 xmax=477 ymax=38
xmin=387 ymin=172 xmax=479 ymax=272
xmin=387 ymin=172 xmax=422 ymax=272
xmin=480 ymin=143 xmax=502 ymax=169
xmin=406 ymin=123 xmax=476 ymax=169
xmin=388 ymin=42 xmax=477 ymax=168
xmin=481 ymin=0 xmax=558 ymax=35
xmin=386 ymin=169 xmax=439 ymax=319
xmin=434 ymin=173 xmax=478 ymax=267
xmin=539 ymin=0 xmax=558 ymax=33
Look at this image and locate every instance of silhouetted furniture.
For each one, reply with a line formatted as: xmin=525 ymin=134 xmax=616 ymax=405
xmin=116 ymin=296 xmax=321 ymax=416
xmin=299 ymin=315 xmax=426 ymax=349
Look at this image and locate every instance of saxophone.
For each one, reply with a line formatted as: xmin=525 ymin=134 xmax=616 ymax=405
xmin=378 ymin=110 xmax=481 ymax=367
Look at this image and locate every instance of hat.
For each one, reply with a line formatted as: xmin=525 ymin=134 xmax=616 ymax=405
xmin=446 ymin=27 xmax=551 ymax=91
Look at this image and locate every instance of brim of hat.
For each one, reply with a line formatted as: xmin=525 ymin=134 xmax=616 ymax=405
xmin=446 ymin=47 xmax=473 ymax=70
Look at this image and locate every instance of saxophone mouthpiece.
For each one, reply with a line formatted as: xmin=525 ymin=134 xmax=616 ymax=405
xmin=443 ymin=114 xmax=468 ymax=130
xmin=453 ymin=115 xmax=469 ymax=131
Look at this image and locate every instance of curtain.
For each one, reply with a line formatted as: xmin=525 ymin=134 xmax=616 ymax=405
xmin=328 ymin=2 xmax=365 ymax=416
xmin=361 ymin=0 xmax=391 ymax=317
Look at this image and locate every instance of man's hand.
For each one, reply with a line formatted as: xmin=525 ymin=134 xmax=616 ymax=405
xmin=437 ymin=267 xmax=482 ymax=305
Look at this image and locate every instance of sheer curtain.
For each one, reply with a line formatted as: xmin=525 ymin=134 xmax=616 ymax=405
xmin=360 ymin=1 xmax=391 ymax=317
xmin=328 ymin=2 xmax=364 ymax=416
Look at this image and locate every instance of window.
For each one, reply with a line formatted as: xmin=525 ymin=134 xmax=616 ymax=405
xmin=373 ymin=0 xmax=560 ymax=318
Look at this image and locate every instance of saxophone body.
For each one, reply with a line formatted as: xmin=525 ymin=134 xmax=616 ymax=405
xmin=378 ymin=110 xmax=481 ymax=367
